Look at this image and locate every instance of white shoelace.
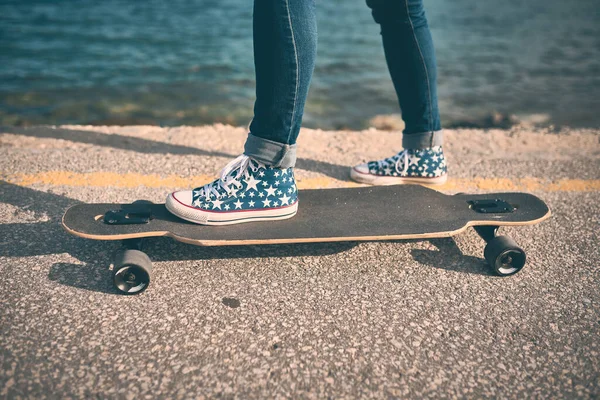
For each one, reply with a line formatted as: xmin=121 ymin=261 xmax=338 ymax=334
xmin=199 ymin=155 xmax=259 ymax=199
xmin=377 ymin=150 xmax=409 ymax=175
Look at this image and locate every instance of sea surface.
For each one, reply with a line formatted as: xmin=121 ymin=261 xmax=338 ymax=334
xmin=1 ymin=0 xmax=599 ymax=129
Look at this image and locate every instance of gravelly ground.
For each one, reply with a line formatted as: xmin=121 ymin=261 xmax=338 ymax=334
xmin=1 ymin=125 xmax=599 ymax=399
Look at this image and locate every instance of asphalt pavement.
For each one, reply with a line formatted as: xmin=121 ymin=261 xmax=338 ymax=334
xmin=1 ymin=125 xmax=599 ymax=399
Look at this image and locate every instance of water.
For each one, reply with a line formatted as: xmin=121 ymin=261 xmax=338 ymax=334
xmin=1 ymin=0 xmax=599 ymax=129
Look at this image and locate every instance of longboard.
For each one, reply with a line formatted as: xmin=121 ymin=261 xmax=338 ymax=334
xmin=62 ymin=185 xmax=551 ymax=294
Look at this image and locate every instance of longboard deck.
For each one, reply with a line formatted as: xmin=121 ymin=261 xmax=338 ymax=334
xmin=62 ymin=185 xmax=550 ymax=246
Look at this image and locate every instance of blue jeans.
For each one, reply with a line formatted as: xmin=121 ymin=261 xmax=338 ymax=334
xmin=245 ymin=0 xmax=442 ymax=168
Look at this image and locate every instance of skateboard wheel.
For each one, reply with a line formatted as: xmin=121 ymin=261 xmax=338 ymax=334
xmin=113 ymin=249 xmax=152 ymax=295
xmin=484 ymin=235 xmax=526 ymax=276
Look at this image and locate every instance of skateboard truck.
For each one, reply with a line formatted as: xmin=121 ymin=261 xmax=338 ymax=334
xmin=469 ymin=199 xmax=514 ymax=214
xmin=103 ymin=205 xmax=152 ymax=225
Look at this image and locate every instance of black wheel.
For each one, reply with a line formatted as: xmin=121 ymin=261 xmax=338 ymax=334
xmin=484 ymin=235 xmax=526 ymax=276
xmin=113 ymin=249 xmax=152 ymax=294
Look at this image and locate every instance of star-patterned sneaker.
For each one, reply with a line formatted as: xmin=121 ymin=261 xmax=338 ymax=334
xmin=166 ymin=155 xmax=298 ymax=225
xmin=350 ymin=146 xmax=448 ymax=185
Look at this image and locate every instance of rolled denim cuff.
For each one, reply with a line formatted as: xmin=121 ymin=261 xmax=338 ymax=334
xmin=402 ymin=130 xmax=444 ymax=149
xmin=243 ymin=133 xmax=297 ymax=168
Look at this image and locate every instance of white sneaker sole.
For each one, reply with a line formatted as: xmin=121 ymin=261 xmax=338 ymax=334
xmin=350 ymin=167 xmax=448 ymax=185
xmin=166 ymin=192 xmax=298 ymax=226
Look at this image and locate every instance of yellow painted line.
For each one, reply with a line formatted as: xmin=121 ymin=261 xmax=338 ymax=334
xmin=2 ymin=171 xmax=600 ymax=192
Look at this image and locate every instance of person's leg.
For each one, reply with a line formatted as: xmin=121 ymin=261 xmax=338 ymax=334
xmin=245 ymin=0 xmax=318 ymax=168
xmin=351 ymin=0 xmax=447 ymax=185
xmin=368 ymin=0 xmax=441 ymax=146
xmin=167 ymin=0 xmax=317 ymax=225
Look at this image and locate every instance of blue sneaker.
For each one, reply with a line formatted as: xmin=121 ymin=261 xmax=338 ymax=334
xmin=351 ymin=146 xmax=448 ymax=185
xmin=166 ymin=155 xmax=298 ymax=225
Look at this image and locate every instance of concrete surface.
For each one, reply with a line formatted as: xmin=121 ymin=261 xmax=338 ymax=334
xmin=1 ymin=124 xmax=599 ymax=399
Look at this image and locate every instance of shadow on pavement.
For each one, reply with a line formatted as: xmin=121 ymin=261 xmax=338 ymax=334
xmin=410 ymin=238 xmax=490 ymax=276
xmin=1 ymin=181 xmax=491 ymax=295
xmin=3 ymin=126 xmax=352 ymax=181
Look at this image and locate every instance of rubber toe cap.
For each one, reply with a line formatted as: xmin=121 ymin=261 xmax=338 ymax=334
xmin=169 ymin=190 xmax=193 ymax=206
xmin=352 ymin=163 xmax=370 ymax=174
